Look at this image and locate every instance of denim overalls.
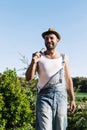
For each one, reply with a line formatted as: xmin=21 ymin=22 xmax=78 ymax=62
xmin=36 ymin=54 xmax=67 ymax=130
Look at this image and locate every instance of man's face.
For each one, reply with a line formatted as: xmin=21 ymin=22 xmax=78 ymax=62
xmin=44 ymin=34 xmax=59 ymax=50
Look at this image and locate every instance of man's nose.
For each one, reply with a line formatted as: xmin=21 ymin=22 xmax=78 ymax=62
xmin=47 ymin=38 xmax=51 ymax=42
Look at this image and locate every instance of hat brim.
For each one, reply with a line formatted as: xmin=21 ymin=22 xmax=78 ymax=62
xmin=42 ymin=31 xmax=61 ymax=40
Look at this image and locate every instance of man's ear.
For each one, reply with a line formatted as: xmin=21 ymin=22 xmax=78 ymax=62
xmin=57 ymin=38 xmax=60 ymax=42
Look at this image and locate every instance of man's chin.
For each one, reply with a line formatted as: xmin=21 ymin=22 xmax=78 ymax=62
xmin=46 ymin=48 xmax=54 ymax=51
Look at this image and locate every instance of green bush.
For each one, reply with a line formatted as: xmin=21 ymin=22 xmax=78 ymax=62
xmin=0 ymin=69 xmax=32 ymax=130
xmin=0 ymin=93 xmax=6 ymax=129
xmin=20 ymin=78 xmax=37 ymax=130
xmin=67 ymin=102 xmax=87 ymax=130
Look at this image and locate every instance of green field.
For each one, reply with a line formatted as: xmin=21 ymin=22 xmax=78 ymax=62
xmin=75 ymin=92 xmax=87 ymax=99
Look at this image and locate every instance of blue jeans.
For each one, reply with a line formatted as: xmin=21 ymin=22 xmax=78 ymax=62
xmin=36 ymin=69 xmax=67 ymax=130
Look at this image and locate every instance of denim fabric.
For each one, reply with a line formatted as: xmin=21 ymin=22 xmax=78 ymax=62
xmin=36 ymin=68 xmax=67 ymax=130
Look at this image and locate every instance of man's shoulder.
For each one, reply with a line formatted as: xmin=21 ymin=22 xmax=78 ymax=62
xmin=60 ymin=53 xmax=69 ymax=63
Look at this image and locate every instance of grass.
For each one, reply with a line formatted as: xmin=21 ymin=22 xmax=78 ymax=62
xmin=75 ymin=92 xmax=87 ymax=104
xmin=75 ymin=92 xmax=87 ymax=98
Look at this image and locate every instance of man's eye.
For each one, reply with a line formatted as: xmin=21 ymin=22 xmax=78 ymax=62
xmin=51 ymin=37 xmax=53 ymax=40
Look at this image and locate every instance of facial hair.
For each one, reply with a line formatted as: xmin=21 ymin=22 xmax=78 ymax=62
xmin=45 ymin=42 xmax=56 ymax=50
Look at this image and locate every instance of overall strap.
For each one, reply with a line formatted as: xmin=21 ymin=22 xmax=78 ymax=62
xmin=58 ymin=53 xmax=65 ymax=83
xmin=61 ymin=53 xmax=65 ymax=66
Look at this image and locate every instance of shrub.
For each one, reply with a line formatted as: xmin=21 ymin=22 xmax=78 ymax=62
xmin=0 ymin=93 xmax=6 ymax=129
xmin=67 ymin=102 xmax=87 ymax=130
xmin=20 ymin=78 xmax=37 ymax=129
xmin=0 ymin=69 xmax=32 ymax=129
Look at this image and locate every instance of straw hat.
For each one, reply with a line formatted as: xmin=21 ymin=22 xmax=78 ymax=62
xmin=42 ymin=28 xmax=61 ymax=40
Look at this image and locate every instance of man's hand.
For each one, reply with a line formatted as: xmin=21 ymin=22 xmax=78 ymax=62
xmin=32 ymin=52 xmax=41 ymax=63
xmin=68 ymin=100 xmax=76 ymax=112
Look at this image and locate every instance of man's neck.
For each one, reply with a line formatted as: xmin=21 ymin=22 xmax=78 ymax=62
xmin=45 ymin=49 xmax=61 ymax=59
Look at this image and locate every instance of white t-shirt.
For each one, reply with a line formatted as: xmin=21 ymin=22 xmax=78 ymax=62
xmin=37 ymin=54 xmax=63 ymax=91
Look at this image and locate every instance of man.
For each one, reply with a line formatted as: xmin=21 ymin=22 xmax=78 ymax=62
xmin=25 ymin=28 xmax=76 ymax=130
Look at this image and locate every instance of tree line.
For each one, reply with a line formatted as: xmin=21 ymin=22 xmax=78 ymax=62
xmin=73 ymin=77 xmax=87 ymax=92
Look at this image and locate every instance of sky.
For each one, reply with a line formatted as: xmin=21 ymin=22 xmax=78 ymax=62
xmin=0 ymin=0 xmax=87 ymax=77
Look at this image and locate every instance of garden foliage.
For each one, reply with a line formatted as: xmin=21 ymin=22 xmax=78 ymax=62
xmin=0 ymin=69 xmax=34 ymax=130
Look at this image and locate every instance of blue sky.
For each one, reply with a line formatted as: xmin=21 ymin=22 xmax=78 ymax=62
xmin=0 ymin=0 xmax=87 ymax=77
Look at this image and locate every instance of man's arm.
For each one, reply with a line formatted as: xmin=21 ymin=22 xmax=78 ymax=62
xmin=64 ymin=56 xmax=76 ymax=112
xmin=25 ymin=52 xmax=41 ymax=81
xmin=25 ymin=61 xmax=37 ymax=81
